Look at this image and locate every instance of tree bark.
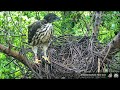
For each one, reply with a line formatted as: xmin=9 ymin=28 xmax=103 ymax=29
xmin=0 ymin=44 xmax=35 ymax=69
xmin=92 ymin=11 xmax=102 ymax=39
xmin=101 ymin=31 xmax=120 ymax=62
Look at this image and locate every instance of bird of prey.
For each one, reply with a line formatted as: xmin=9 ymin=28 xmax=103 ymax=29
xmin=28 ymin=13 xmax=60 ymax=63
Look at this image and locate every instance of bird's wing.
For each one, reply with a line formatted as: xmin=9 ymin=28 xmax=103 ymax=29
xmin=28 ymin=21 xmax=43 ymax=44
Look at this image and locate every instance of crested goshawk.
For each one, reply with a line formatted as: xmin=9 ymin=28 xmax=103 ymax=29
xmin=28 ymin=13 xmax=60 ymax=63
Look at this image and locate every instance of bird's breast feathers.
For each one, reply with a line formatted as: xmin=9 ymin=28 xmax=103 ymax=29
xmin=31 ymin=23 xmax=53 ymax=46
xmin=40 ymin=23 xmax=53 ymax=42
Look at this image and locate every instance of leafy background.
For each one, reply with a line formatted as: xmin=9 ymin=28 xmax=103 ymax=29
xmin=0 ymin=11 xmax=120 ymax=79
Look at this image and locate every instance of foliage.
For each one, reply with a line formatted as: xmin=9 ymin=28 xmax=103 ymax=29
xmin=0 ymin=11 xmax=120 ymax=79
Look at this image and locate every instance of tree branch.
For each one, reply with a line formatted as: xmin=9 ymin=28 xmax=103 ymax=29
xmin=0 ymin=44 xmax=35 ymax=68
xmin=92 ymin=11 xmax=102 ymax=39
xmin=101 ymin=31 xmax=120 ymax=61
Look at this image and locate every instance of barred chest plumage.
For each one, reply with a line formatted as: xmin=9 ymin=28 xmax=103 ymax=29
xmin=30 ymin=23 xmax=53 ymax=46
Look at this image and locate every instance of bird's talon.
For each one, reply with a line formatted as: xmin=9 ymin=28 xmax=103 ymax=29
xmin=34 ymin=59 xmax=41 ymax=64
xmin=42 ymin=56 xmax=50 ymax=64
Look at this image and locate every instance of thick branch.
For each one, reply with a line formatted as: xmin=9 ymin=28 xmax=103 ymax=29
xmin=0 ymin=44 xmax=34 ymax=68
xmin=92 ymin=11 xmax=102 ymax=38
xmin=110 ymin=32 xmax=120 ymax=49
xmin=0 ymin=44 xmax=45 ymax=78
xmin=102 ymin=31 xmax=120 ymax=59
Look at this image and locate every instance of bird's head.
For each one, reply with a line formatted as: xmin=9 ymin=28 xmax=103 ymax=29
xmin=44 ymin=13 xmax=60 ymax=23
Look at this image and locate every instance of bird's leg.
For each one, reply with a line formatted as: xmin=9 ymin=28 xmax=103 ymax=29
xmin=42 ymin=45 xmax=50 ymax=79
xmin=42 ymin=45 xmax=50 ymax=63
xmin=32 ymin=46 xmax=41 ymax=63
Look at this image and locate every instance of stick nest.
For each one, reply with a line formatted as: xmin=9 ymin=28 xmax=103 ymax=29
xmin=25 ymin=35 xmax=106 ymax=79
